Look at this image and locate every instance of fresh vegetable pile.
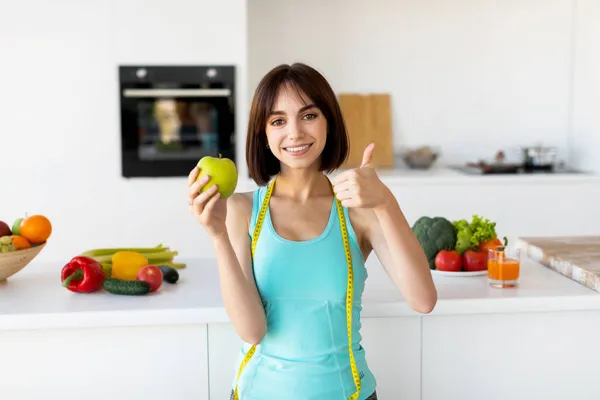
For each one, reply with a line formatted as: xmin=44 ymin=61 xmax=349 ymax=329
xmin=412 ymin=214 xmax=507 ymax=272
xmin=79 ymin=244 xmax=185 ymax=277
xmin=60 ymin=245 xmax=181 ymax=296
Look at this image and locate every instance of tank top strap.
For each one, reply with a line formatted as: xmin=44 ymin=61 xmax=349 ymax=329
xmin=249 ymin=184 xmax=268 ymax=238
xmin=341 ymin=202 xmax=364 ymax=264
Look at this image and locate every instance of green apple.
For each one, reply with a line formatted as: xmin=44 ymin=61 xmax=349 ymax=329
xmin=11 ymin=218 xmax=23 ymax=236
xmin=196 ymin=154 xmax=238 ymax=198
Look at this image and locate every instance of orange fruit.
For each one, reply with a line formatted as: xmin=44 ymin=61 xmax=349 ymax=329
xmin=11 ymin=235 xmax=31 ymax=250
xmin=19 ymin=215 xmax=52 ymax=244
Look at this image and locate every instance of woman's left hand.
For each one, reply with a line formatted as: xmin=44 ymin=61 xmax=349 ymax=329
xmin=332 ymin=143 xmax=391 ymax=209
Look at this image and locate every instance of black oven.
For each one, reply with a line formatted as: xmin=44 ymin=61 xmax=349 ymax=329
xmin=119 ymin=65 xmax=236 ymax=178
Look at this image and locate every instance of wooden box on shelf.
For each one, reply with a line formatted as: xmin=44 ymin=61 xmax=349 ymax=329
xmin=337 ymin=93 xmax=394 ymax=169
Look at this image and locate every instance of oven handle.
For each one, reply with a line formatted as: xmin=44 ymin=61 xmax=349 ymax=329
xmin=123 ymin=88 xmax=231 ymax=97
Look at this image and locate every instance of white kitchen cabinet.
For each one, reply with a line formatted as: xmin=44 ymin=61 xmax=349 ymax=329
xmin=421 ymin=310 xmax=600 ymax=400
xmin=0 ymin=324 xmax=209 ymax=400
xmin=361 ymin=317 xmax=422 ymax=400
xmin=207 ymin=318 xmax=421 ymax=400
xmin=208 ymin=322 xmax=244 ymax=400
xmin=386 ymin=181 xmax=600 ymax=245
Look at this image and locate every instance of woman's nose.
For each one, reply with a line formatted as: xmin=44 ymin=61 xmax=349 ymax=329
xmin=285 ymin=120 xmax=304 ymax=140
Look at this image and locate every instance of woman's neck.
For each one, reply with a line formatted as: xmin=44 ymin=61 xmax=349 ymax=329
xmin=274 ymin=167 xmax=331 ymax=202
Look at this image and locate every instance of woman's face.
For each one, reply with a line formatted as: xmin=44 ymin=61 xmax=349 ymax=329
xmin=265 ymin=84 xmax=327 ymax=172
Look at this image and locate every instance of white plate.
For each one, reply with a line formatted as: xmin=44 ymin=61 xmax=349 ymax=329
xmin=431 ymin=269 xmax=487 ymax=277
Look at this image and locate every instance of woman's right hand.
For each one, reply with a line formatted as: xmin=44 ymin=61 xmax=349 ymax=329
xmin=188 ymin=166 xmax=228 ymax=239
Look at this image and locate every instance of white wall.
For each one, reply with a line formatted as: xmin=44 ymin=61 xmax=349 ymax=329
xmin=248 ymin=0 xmax=598 ymax=167
xmin=2 ymin=0 xmax=598 ymax=266
xmin=1 ymin=0 xmax=247 ymax=263
xmin=570 ymin=0 xmax=600 ymax=172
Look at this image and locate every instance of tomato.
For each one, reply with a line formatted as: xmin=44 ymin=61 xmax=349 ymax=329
xmin=478 ymin=237 xmax=505 ymax=252
xmin=137 ymin=265 xmax=163 ymax=292
xmin=463 ymin=250 xmax=487 ymax=272
xmin=435 ymin=250 xmax=462 ymax=272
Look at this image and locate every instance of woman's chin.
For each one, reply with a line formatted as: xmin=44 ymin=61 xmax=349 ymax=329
xmin=281 ymin=157 xmax=321 ymax=171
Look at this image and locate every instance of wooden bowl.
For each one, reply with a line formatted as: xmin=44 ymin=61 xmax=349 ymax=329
xmin=0 ymin=242 xmax=46 ymax=282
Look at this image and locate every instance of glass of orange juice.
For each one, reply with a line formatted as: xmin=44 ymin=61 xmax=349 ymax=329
xmin=487 ymin=246 xmax=520 ymax=288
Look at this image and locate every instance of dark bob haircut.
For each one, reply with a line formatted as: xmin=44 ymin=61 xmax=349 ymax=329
xmin=245 ymin=63 xmax=349 ymax=186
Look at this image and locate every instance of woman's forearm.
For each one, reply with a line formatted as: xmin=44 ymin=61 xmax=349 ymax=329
xmin=374 ymin=191 xmax=438 ymax=313
xmin=212 ymin=233 xmax=267 ymax=344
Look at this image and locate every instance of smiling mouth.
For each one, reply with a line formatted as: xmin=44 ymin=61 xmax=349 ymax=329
xmin=283 ymin=143 xmax=313 ymax=153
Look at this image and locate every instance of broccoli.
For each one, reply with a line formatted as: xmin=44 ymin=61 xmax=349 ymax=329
xmin=411 ymin=216 xmax=457 ymax=269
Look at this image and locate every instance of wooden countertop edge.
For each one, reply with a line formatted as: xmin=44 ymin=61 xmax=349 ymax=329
xmin=516 ymin=239 xmax=600 ymax=293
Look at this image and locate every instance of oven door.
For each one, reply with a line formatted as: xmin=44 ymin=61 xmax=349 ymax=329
xmin=119 ymin=66 xmax=236 ymax=178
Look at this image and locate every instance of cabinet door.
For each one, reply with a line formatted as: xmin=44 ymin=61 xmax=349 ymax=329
xmin=0 ymin=325 xmax=209 ymax=400
xmin=208 ymin=323 xmax=244 ymax=400
xmin=360 ymin=317 xmax=422 ymax=400
xmin=422 ymin=311 xmax=600 ymax=400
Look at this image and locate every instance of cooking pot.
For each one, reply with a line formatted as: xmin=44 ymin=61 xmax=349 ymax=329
xmin=521 ymin=146 xmax=557 ymax=170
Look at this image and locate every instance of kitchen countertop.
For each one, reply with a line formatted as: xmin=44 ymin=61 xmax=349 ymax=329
xmin=1 ymin=251 xmax=599 ymax=331
xmin=516 ymin=236 xmax=600 ymax=293
xmin=234 ymin=167 xmax=600 ymax=190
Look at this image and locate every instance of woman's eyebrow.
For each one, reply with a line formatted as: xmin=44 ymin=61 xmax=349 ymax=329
xmin=269 ymin=103 xmax=317 ymax=116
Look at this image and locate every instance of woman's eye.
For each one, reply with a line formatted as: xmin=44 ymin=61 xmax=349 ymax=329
xmin=303 ymin=113 xmax=317 ymax=120
xmin=270 ymin=118 xmax=284 ymax=126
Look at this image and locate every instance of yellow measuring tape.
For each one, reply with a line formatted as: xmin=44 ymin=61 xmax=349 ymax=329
xmin=233 ymin=176 xmax=361 ymax=400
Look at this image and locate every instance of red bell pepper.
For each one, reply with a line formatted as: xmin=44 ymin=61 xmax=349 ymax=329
xmin=61 ymin=256 xmax=106 ymax=293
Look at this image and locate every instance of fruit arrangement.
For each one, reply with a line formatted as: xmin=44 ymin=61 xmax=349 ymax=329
xmin=60 ymin=245 xmax=181 ymax=296
xmin=412 ymin=214 xmax=507 ymax=273
xmin=0 ymin=214 xmax=52 ymax=281
xmin=0 ymin=214 xmax=52 ymax=253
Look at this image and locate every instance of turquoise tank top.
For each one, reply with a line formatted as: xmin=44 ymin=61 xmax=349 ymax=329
xmin=231 ymin=182 xmax=377 ymax=399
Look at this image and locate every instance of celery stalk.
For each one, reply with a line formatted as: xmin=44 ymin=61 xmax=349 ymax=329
xmin=80 ymin=244 xmax=168 ymax=257
xmin=156 ymin=262 xmax=187 ymax=269
xmin=100 ymin=262 xmax=112 ymax=277
xmin=92 ymin=251 xmax=179 ymax=264
xmin=98 ymin=260 xmax=185 ymax=269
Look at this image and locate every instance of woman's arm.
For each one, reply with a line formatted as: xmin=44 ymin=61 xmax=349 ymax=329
xmin=365 ymin=189 xmax=437 ymax=314
xmin=188 ymin=166 xmax=266 ymax=344
xmin=212 ymin=193 xmax=267 ymax=344
xmin=333 ymin=143 xmax=437 ymax=314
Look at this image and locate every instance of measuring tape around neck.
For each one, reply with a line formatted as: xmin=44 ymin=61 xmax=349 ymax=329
xmin=233 ymin=176 xmax=361 ymax=400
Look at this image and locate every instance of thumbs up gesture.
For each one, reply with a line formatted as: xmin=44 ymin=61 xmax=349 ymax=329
xmin=332 ymin=143 xmax=390 ymax=209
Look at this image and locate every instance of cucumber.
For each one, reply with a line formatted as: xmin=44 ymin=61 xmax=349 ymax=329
xmin=102 ymin=278 xmax=151 ymax=295
xmin=158 ymin=265 xmax=179 ymax=284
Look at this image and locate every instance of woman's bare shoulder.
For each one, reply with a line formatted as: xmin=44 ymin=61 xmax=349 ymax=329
xmin=228 ymin=191 xmax=253 ymax=206
xmin=226 ymin=192 xmax=254 ymax=225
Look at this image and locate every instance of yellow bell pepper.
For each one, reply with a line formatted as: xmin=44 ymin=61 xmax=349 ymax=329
xmin=111 ymin=251 xmax=149 ymax=280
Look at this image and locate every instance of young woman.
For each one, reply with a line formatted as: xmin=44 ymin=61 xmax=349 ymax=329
xmin=188 ymin=63 xmax=437 ymax=400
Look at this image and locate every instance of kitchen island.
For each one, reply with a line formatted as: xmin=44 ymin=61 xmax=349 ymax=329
xmin=1 ymin=251 xmax=600 ymax=400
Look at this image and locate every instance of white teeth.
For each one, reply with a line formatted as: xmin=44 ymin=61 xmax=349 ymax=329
xmin=285 ymin=144 xmax=310 ymax=152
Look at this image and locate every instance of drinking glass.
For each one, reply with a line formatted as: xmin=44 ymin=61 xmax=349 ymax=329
xmin=487 ymin=246 xmax=521 ymax=288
